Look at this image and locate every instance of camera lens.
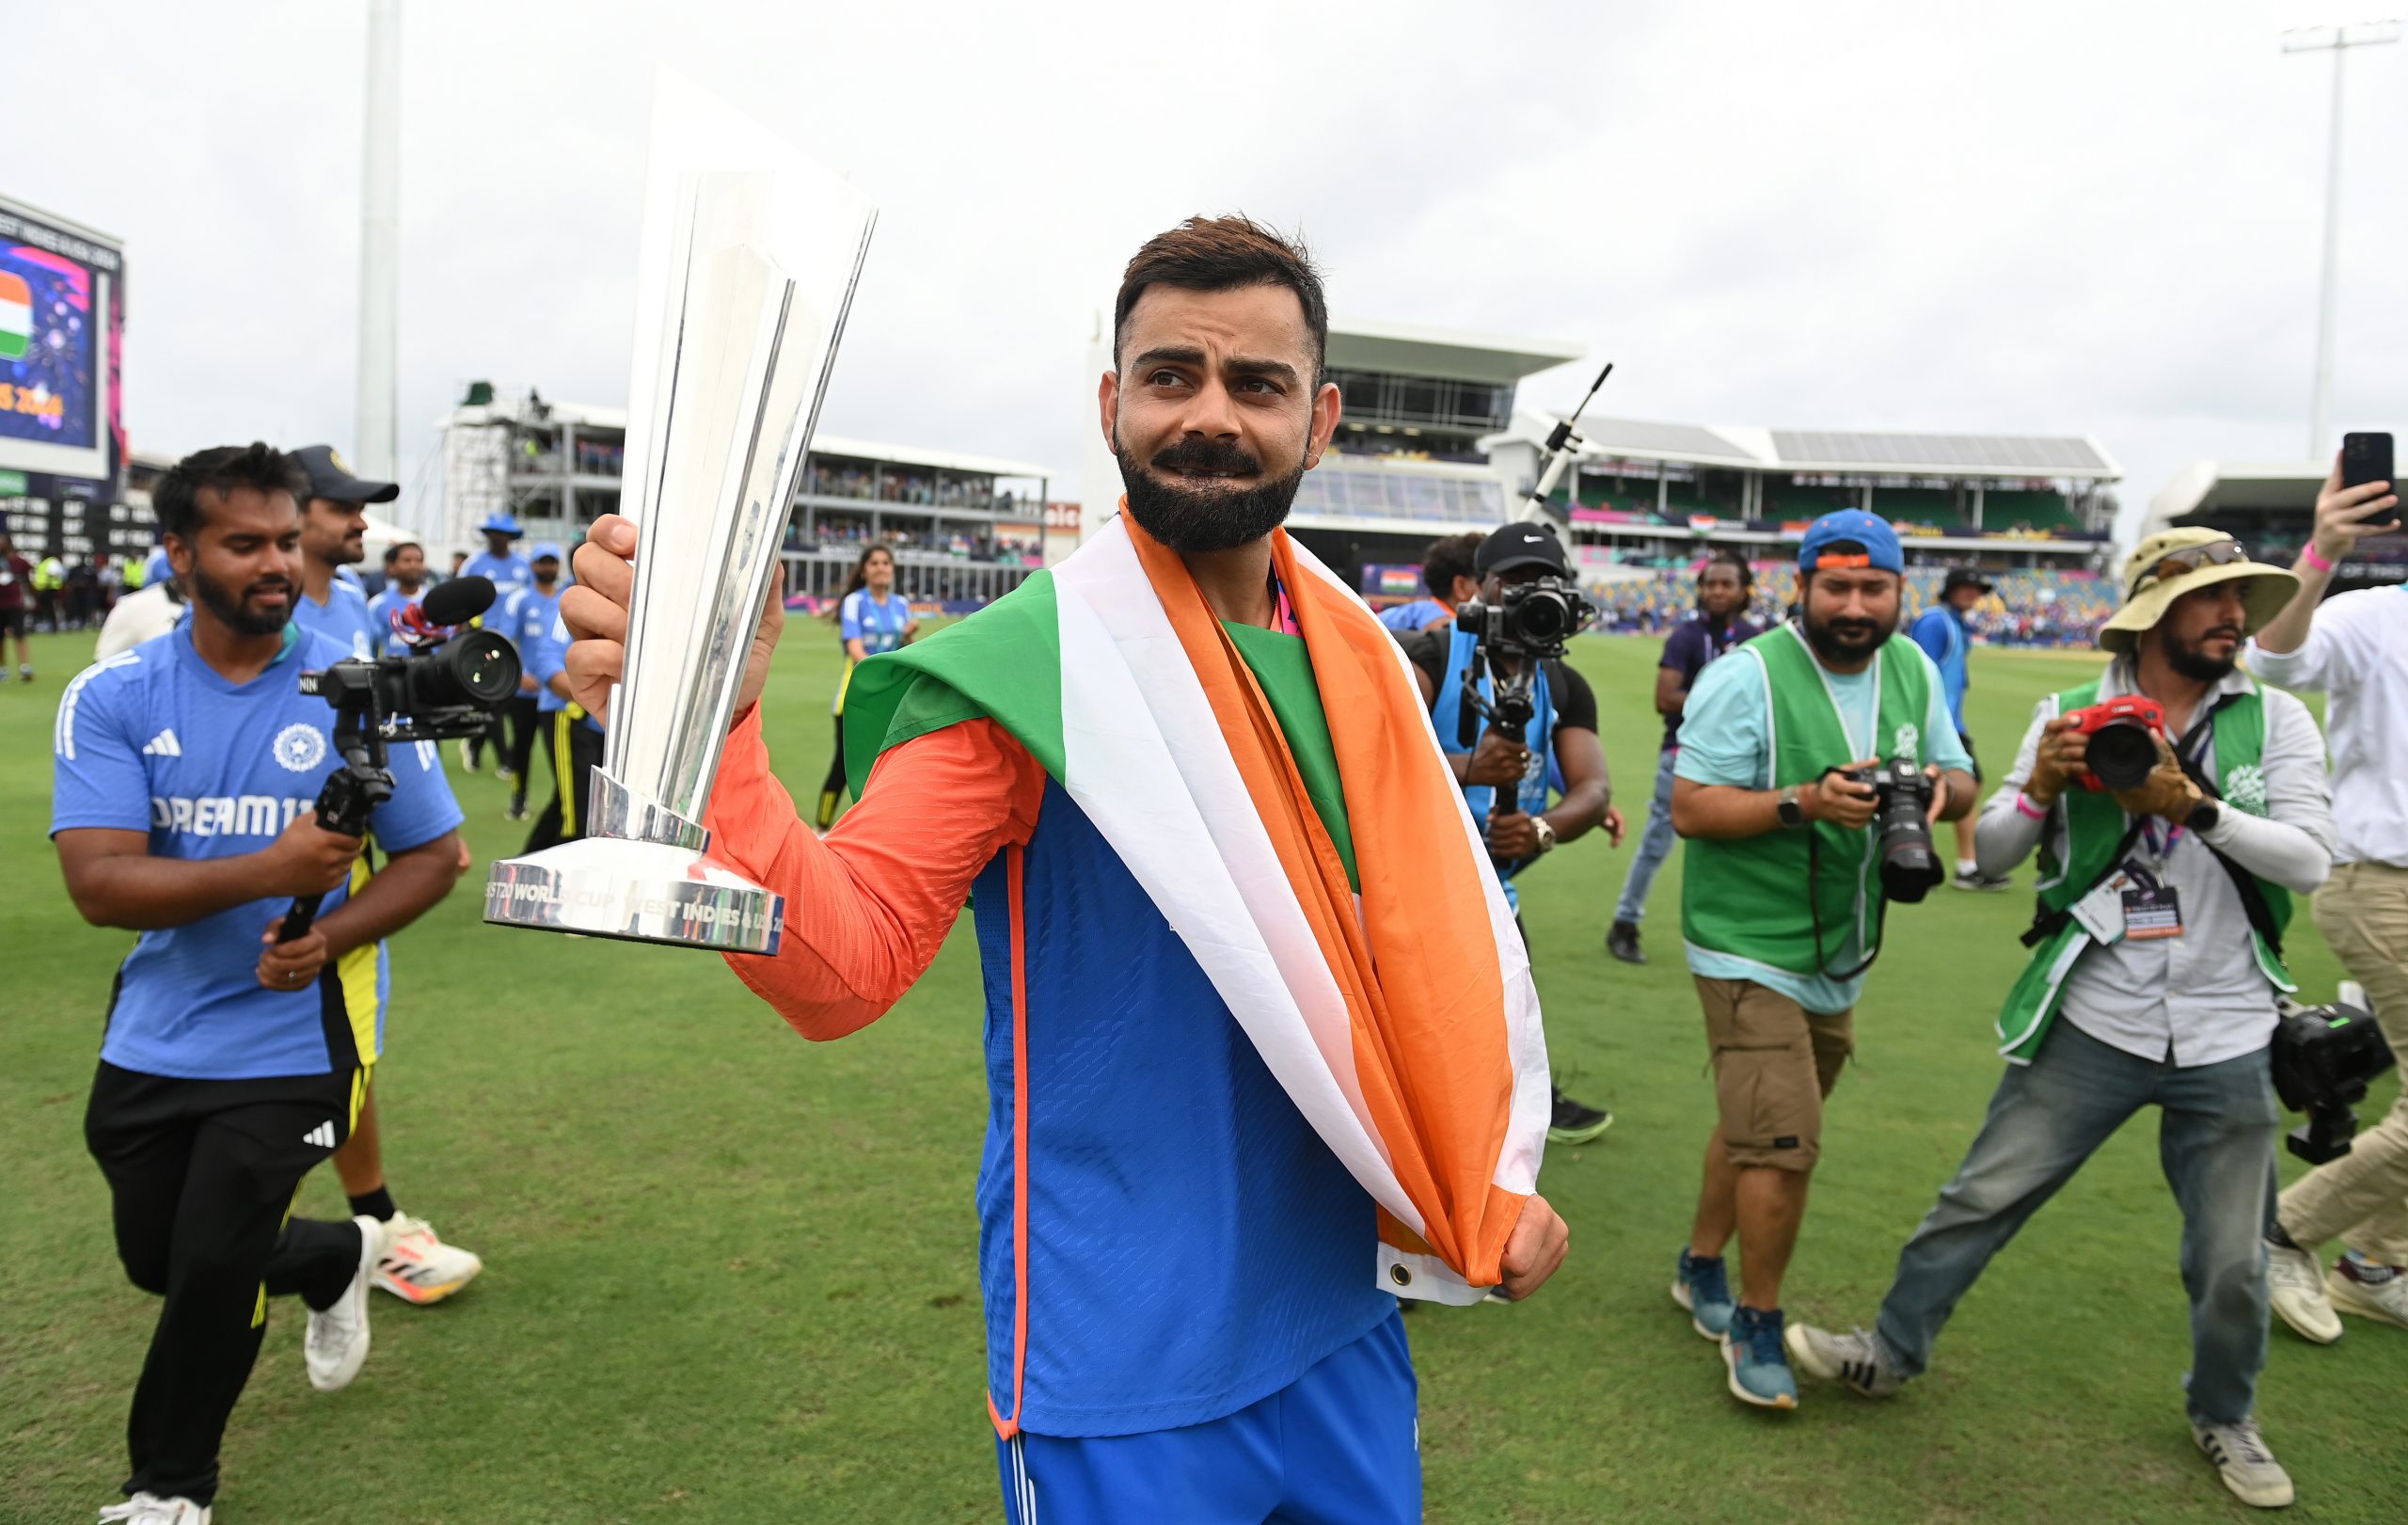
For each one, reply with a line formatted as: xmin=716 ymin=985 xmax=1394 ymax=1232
xmin=404 ymin=629 xmax=520 ymax=710
xmin=2085 ymin=720 xmax=2158 ymax=791
xmin=1518 ymin=596 xmax=1568 ymax=642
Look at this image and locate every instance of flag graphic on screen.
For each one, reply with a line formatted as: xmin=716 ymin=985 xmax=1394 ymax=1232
xmin=0 ymin=271 xmax=30 ymax=360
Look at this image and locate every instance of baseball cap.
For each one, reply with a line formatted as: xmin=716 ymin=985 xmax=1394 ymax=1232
xmin=476 ymin=512 xmax=525 ymax=537
xmin=292 ymin=444 xmax=399 ymax=504
xmin=1475 ymin=521 xmax=1571 ymax=579
xmin=1798 ymin=509 xmax=1903 ymax=574
xmin=530 ymin=540 xmax=565 ymax=563
xmin=1941 ymin=566 xmax=1993 ymax=596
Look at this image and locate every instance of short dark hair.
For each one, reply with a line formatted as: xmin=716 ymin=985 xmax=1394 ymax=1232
xmin=1113 ymin=215 xmax=1329 ymax=381
xmin=153 ymin=443 xmax=307 ymax=543
xmin=1703 ymin=548 xmax=1753 ymax=586
xmin=383 ymin=540 xmax=422 ymax=566
xmin=1421 ymin=532 xmax=1481 ymax=596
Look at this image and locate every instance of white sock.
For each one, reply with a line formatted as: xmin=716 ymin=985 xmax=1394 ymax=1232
xmin=1957 ymin=859 xmax=1979 ymax=877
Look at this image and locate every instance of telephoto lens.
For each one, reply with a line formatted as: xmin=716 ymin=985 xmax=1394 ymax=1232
xmin=2083 ymin=718 xmax=2160 ymax=792
xmin=1866 ymin=759 xmax=1943 ymax=903
xmin=404 ymin=629 xmax=521 ymax=712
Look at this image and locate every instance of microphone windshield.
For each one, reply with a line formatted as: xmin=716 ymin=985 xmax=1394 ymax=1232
xmin=420 ymin=576 xmax=497 ymax=627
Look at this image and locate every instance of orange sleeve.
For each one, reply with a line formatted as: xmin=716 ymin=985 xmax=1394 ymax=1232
xmin=702 ymin=704 xmax=1045 ymax=1040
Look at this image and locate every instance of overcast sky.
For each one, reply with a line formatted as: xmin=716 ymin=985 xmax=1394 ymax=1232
xmin=15 ymin=1 xmax=2404 ymax=539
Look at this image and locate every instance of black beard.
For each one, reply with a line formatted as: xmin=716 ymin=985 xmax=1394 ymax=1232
xmin=2162 ymin=627 xmax=2241 ymax=683
xmin=191 ymin=564 xmax=291 ymax=637
xmin=1802 ymin=611 xmax=1889 ymax=665
xmin=1114 ymin=434 xmax=1304 ymax=554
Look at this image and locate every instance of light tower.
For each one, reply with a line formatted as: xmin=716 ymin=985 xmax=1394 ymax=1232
xmin=2283 ymin=19 xmax=2400 ymax=457
xmin=356 ymin=0 xmax=401 ymax=482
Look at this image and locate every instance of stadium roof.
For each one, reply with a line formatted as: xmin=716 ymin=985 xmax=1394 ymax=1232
xmin=1325 ymin=319 xmax=1584 ymax=385
xmin=437 ymin=393 xmax=1054 ymax=481
xmin=1483 ymin=410 xmax=2119 ymax=480
xmin=2139 ymin=457 xmax=2328 ymax=543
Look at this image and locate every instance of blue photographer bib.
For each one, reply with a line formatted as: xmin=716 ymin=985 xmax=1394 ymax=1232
xmin=1432 ymin=624 xmax=1554 ymax=911
xmin=50 ymin=623 xmax=464 ymax=1080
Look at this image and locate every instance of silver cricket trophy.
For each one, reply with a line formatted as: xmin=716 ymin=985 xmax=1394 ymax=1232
xmin=484 ymin=73 xmax=875 ymax=955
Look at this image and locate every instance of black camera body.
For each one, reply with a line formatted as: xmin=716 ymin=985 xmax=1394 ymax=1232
xmin=2273 ymin=998 xmax=2397 ymax=1164
xmin=1453 ymin=575 xmax=1596 ymax=737
xmin=1833 ymin=758 xmax=1944 ymax=904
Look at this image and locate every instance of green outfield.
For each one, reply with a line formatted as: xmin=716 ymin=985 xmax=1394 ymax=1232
xmin=2 ymin=625 xmax=2400 ymax=1524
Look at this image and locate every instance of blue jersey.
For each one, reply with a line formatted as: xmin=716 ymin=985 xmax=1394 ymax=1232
xmin=51 ymin=624 xmax=465 ymax=1080
xmin=497 ymin=582 xmax=560 ymax=657
xmin=530 ymin=608 xmax=601 ymax=732
xmin=462 ymin=549 xmax=534 ymax=594
xmin=1908 ymin=606 xmax=1972 ymax=731
xmin=293 ymin=579 xmax=380 ymax=659
xmin=835 ymin=588 xmax=911 ymax=714
xmin=1377 ymin=597 xmax=1452 ymax=634
xmin=363 ymin=585 xmax=420 ymax=657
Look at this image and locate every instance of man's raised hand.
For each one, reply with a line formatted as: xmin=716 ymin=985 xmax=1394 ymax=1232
xmin=562 ymin=514 xmax=787 ymax=728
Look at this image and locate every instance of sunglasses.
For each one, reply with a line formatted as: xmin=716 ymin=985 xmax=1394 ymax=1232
xmin=2128 ymin=540 xmax=2249 ymax=600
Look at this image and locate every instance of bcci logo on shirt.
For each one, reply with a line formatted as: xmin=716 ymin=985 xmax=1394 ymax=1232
xmin=273 ymin=723 xmax=328 ymax=773
xmin=2224 ymin=763 xmax=2269 ymax=818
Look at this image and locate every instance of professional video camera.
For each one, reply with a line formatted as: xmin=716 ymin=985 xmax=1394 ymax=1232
xmin=1830 ymin=758 xmax=1944 ymax=903
xmin=277 ymin=577 xmax=518 ymax=941
xmin=2062 ymin=695 xmax=2165 ymax=792
xmin=1452 ymin=573 xmax=1597 ymax=736
xmin=2273 ymin=993 xmax=2398 ymax=1164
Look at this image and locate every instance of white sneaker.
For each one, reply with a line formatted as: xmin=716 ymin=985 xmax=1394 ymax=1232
xmin=98 ymin=1493 xmax=212 ymax=1524
xmin=2326 ymin=1258 xmax=2408 ymax=1328
xmin=372 ymin=1212 xmax=484 ymax=1305
xmin=2265 ymin=1237 xmax=2342 ymax=1343
xmin=2193 ymin=1415 xmax=2295 ymax=1509
xmin=1784 ymin=1322 xmax=1903 ymax=1397
xmin=305 ymin=1215 xmax=383 ymax=1391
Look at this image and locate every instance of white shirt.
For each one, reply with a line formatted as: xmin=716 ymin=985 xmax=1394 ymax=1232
xmin=1976 ymin=659 xmax=2335 ymax=1069
xmin=92 ymin=582 xmax=188 ymax=660
xmin=2246 ymin=586 xmax=2408 ymax=868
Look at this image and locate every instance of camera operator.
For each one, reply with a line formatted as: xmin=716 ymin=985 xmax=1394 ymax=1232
xmin=291 ymin=443 xmax=488 ymax=1309
xmin=1666 ymin=511 xmax=1972 ymax=1409
xmin=1607 ymin=549 xmax=1761 ymax=965
xmin=1785 ymin=528 xmax=2332 ymax=1511
xmin=1399 ymin=522 xmax=1624 ymax=1146
xmin=1379 ymin=531 xmax=1481 ymax=634
xmin=49 ymin=444 xmax=466 ymax=1524
xmin=2243 ymin=454 xmax=2408 ymax=1340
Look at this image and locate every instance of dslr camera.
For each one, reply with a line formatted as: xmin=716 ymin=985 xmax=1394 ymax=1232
xmin=2062 ymin=695 xmax=2165 ymax=793
xmin=2273 ymin=995 xmax=2398 ymax=1164
xmin=1830 ymin=758 xmax=1944 ymax=903
xmin=1454 ymin=576 xmax=1597 ymax=735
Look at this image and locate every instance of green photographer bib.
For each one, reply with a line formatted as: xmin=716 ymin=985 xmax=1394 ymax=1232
xmin=1681 ymin=625 xmax=1937 ymax=985
xmin=1993 ymin=677 xmax=2293 ymax=1062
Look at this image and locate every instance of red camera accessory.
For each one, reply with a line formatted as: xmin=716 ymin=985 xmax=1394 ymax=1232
xmin=389 ymin=600 xmax=453 ymax=648
xmin=2063 ymin=695 xmax=2166 ymax=792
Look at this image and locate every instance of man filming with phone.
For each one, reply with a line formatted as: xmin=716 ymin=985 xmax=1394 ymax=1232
xmin=1400 ymin=522 xmax=1623 ymax=1146
xmin=1784 ymin=528 xmax=2334 ymax=1512
xmin=2245 ymin=443 xmax=2408 ymax=1341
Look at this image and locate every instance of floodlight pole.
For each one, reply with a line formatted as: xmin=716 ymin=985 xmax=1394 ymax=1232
xmin=2284 ymin=21 xmax=2400 ymax=458
xmin=356 ymin=0 xmax=402 ymax=483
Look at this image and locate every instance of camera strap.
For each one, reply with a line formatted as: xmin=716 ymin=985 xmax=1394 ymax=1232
xmin=2170 ymin=694 xmax=2287 ymax=961
xmin=1805 ymin=827 xmax=1887 ymax=982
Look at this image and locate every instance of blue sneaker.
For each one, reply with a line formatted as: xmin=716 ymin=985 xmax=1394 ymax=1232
xmin=1671 ymin=1248 xmax=1735 ymax=1340
xmin=1721 ymin=1305 xmax=1798 ymax=1409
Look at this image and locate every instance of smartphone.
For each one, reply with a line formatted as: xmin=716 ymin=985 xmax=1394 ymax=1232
xmin=2340 ymin=431 xmax=2394 ymax=497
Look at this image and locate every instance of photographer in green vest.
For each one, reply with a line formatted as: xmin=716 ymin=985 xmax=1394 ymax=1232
xmin=1666 ymin=510 xmax=1975 ymax=1409
xmin=1786 ymin=528 xmax=2334 ymax=1512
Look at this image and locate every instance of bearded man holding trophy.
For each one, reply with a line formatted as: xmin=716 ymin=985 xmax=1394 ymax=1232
xmin=501 ymin=79 xmax=1571 ymax=1524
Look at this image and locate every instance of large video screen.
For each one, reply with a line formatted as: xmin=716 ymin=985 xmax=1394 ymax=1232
xmin=0 ymin=200 xmax=122 ymax=485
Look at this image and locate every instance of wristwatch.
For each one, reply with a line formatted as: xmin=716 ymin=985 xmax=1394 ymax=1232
xmin=2187 ymin=800 xmax=2222 ymax=834
xmin=1777 ymin=786 xmax=1807 ymax=829
xmin=1532 ymin=817 xmax=1558 ymax=855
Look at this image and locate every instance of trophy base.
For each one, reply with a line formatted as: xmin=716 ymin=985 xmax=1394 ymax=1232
xmin=483 ymin=836 xmax=784 ymax=955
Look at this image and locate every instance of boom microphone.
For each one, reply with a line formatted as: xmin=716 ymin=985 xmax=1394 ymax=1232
xmin=421 ymin=575 xmax=498 ymax=627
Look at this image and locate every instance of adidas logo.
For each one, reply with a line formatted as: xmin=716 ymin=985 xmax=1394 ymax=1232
xmin=302 ymin=1121 xmax=338 ymax=1149
xmin=141 ymin=728 xmax=182 ymax=757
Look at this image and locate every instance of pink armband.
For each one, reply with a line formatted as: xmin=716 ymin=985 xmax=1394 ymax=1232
xmin=2301 ymin=543 xmax=2335 ymax=573
xmin=2015 ymin=791 xmax=2050 ymax=820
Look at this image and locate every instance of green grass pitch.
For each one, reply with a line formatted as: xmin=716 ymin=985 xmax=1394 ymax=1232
xmin=2 ymin=624 xmax=2400 ymax=1522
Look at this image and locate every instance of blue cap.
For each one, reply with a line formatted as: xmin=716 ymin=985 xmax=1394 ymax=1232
xmin=530 ymin=540 xmax=564 ymax=563
xmin=1798 ymin=509 xmax=1903 ymax=574
xmin=476 ymin=513 xmax=524 ymax=537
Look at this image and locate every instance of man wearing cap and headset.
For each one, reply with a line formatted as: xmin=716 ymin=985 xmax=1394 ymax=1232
xmin=459 ymin=513 xmax=533 ymax=775
xmin=1785 ymin=528 xmax=2335 ymax=1511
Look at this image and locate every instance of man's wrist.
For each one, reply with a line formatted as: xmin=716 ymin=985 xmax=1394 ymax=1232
xmin=2301 ymin=540 xmax=2338 ymax=574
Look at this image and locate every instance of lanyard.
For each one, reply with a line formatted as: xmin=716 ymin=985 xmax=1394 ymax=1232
xmin=2138 ymin=708 xmax=2219 ymax=859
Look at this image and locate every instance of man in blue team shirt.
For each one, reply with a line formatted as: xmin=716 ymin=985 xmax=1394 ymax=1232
xmin=491 ymin=543 xmax=564 ymax=821
xmin=52 ymin=444 xmax=467 ymax=1523
xmin=1608 ymin=550 xmax=1763 ymax=965
xmin=1908 ymin=565 xmax=2005 ymax=892
xmin=521 ymin=601 xmax=604 ymax=854
xmin=1377 ymin=531 xmax=1480 ymax=634
xmin=460 ymin=513 xmax=534 ymax=775
xmin=363 ymin=540 xmax=429 ymax=657
xmin=290 ymin=446 xmax=489 ymax=1308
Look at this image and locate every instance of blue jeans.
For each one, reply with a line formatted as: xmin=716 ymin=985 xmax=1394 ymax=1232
xmin=1613 ymin=746 xmax=1679 ymax=926
xmin=1874 ymin=1020 xmax=2278 ymax=1423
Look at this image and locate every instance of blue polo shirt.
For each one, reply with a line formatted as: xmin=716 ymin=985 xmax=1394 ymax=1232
xmin=51 ymin=624 xmax=464 ymax=1079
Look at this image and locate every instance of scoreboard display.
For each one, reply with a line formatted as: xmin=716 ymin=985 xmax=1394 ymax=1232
xmin=0 ymin=197 xmax=127 ymax=562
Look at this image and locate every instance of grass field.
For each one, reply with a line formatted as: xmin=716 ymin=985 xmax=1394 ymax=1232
xmin=3 ymin=623 xmax=2403 ymax=1524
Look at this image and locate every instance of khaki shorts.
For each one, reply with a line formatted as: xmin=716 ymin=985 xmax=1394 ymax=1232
xmin=1695 ymin=976 xmax=1854 ymax=1172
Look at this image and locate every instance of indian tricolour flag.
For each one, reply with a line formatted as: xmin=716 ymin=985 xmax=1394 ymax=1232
xmin=0 ymin=271 xmax=31 ymax=361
